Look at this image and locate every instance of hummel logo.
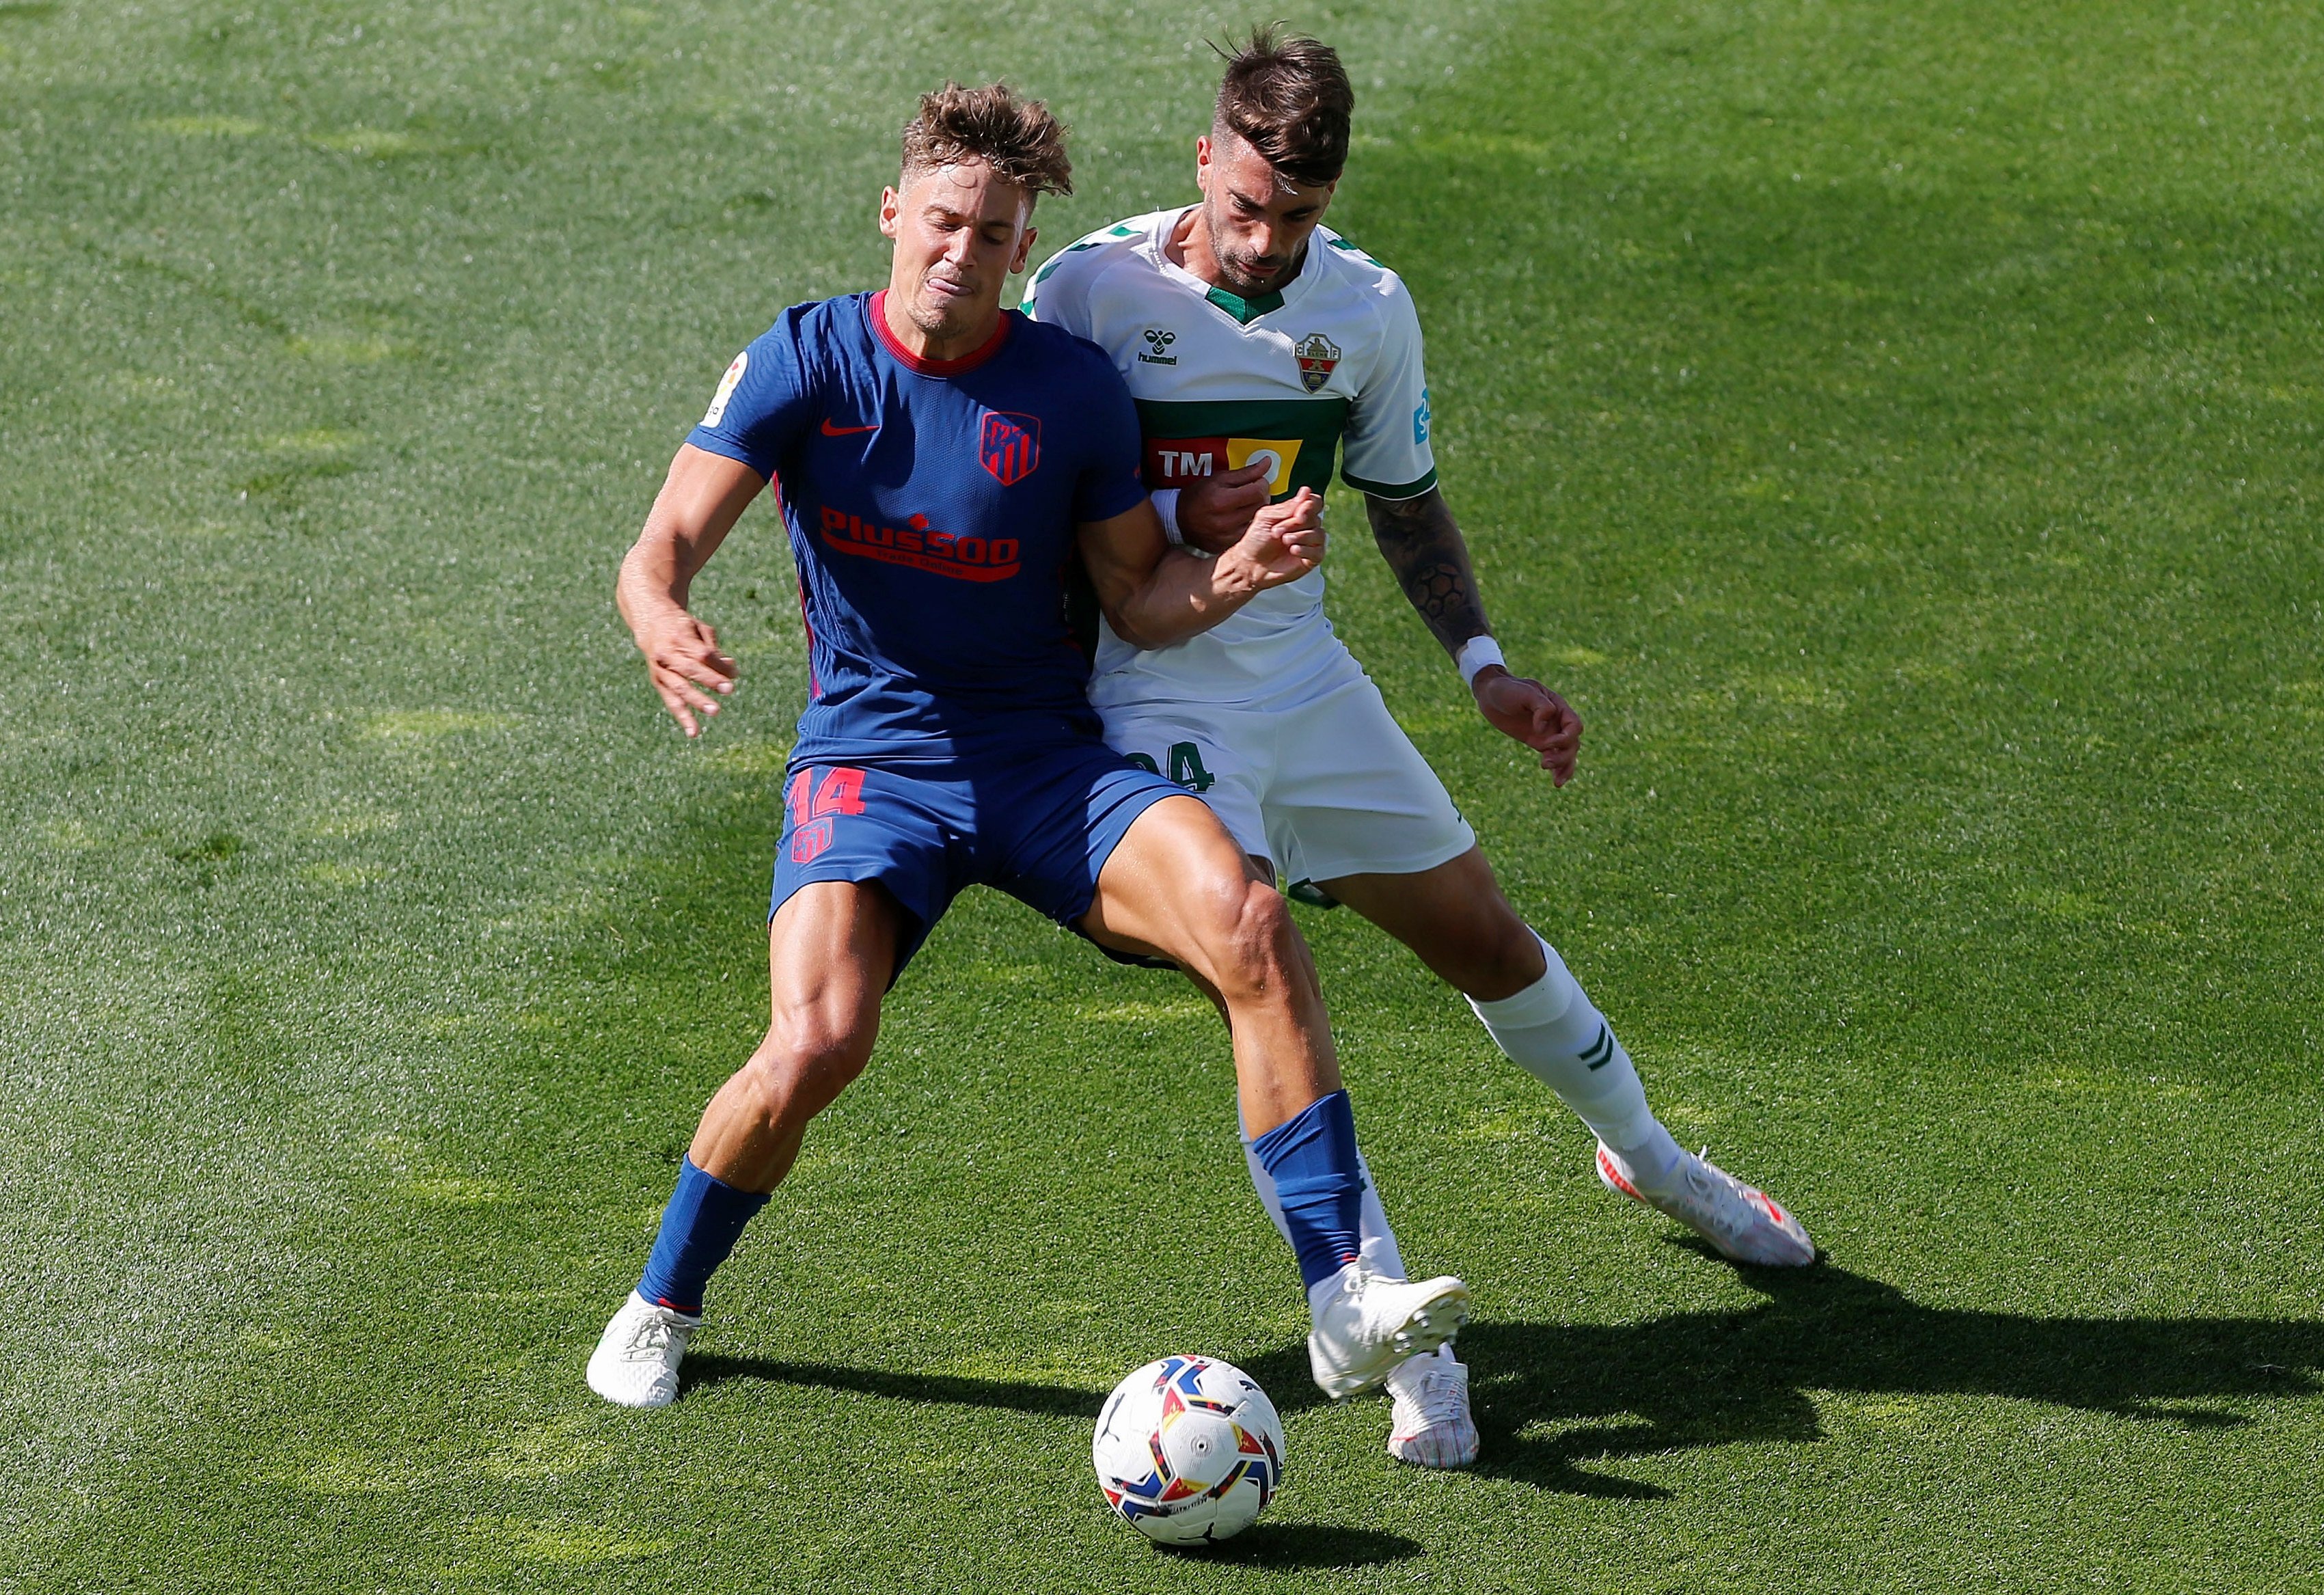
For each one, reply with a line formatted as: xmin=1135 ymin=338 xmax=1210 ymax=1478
xmin=820 ymin=418 xmax=878 ymax=436
xmin=1137 ymin=327 xmax=1179 ymax=366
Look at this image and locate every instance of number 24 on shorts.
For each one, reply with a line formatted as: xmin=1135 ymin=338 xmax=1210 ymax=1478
xmin=1125 ymin=741 xmax=1216 ymax=794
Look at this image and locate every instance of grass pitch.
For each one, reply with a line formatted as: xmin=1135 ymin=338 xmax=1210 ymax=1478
xmin=4 ymin=1 xmax=2322 ymax=1590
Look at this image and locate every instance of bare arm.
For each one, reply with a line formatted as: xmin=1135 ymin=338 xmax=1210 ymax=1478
xmin=1078 ymin=489 xmax=1326 ymax=652
xmin=616 ymin=442 xmax=767 ymax=737
xmin=1365 ymin=486 xmax=1585 ymax=785
xmin=1363 ymin=486 xmax=1493 ymax=655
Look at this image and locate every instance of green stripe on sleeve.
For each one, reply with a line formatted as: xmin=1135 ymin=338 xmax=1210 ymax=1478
xmin=1341 ymin=465 xmax=1438 ymax=500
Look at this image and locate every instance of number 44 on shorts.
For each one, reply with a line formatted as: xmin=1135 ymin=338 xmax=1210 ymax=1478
xmin=785 ymin=766 xmax=866 ymax=864
xmin=1125 ymin=741 xmax=1216 ymax=794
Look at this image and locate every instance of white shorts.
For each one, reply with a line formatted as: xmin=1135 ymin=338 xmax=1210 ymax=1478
xmin=1097 ymin=669 xmax=1477 ymax=890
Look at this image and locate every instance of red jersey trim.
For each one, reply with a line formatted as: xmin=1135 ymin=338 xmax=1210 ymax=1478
xmin=866 ymin=290 xmax=1012 ymax=376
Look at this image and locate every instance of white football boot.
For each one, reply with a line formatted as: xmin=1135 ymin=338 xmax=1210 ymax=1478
xmin=586 ymin=1291 xmax=702 ymax=1408
xmin=1596 ymin=1143 xmax=1816 ymax=1266
xmin=1386 ymin=1344 xmax=1479 ymax=1468
xmin=1308 ymin=1263 xmax=1471 ymax=1399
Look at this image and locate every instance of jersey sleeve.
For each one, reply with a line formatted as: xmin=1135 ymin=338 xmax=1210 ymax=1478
xmin=1339 ymin=280 xmax=1438 ymax=500
xmin=1072 ymin=353 xmax=1150 ymax=523
xmin=683 ymin=307 xmax=818 ymax=480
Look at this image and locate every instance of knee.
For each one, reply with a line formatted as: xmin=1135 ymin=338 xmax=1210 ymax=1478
xmin=1205 ymin=879 xmax=1308 ymax=1006
xmin=741 ymin=1005 xmax=874 ymax=1123
xmin=1459 ymin=918 xmax=1550 ymax=1004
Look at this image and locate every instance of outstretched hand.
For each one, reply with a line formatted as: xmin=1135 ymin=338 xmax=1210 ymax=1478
xmin=635 ymin=606 xmax=737 ymax=738
xmin=1216 ymin=487 xmax=1326 ymax=592
xmin=1177 ymin=459 xmax=1274 ymax=555
xmin=1473 ymin=666 xmax=1583 ymax=785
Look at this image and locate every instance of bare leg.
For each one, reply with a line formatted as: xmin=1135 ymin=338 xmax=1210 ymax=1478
xmin=1317 ymin=846 xmax=1545 ymax=1003
xmin=1173 ymin=851 xmax=1275 ymax=1028
xmin=687 ymin=881 xmax=903 ymax=1192
xmin=1082 ymin=793 xmax=1468 ymax=1391
xmin=1326 ymin=846 xmax=1676 ymax=1167
xmin=1326 ymin=848 xmax=1815 ymax=1265
xmin=586 ymin=881 xmax=907 ymax=1406
xmin=1080 ymin=795 xmax=1338 ymax=1136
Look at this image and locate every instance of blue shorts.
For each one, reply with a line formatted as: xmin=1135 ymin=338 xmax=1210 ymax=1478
xmin=769 ymin=739 xmax=1184 ymax=977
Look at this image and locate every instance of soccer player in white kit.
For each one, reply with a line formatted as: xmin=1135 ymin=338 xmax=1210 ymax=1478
xmin=1024 ymin=29 xmax=1816 ymax=1469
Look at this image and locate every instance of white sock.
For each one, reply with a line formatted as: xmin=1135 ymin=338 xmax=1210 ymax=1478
xmin=1468 ymin=934 xmax=1685 ymax=1189
xmin=1304 ymin=1260 xmax=1355 ymax=1319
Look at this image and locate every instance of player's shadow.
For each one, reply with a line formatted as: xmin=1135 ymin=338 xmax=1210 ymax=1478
xmin=681 ymin=1354 xmax=1097 ymax=1417
xmin=1242 ymin=1257 xmax=2324 ymax=1495
xmin=679 ymin=1358 xmax=1419 ymax=1567
xmin=681 ymin=1261 xmax=2323 ymax=1501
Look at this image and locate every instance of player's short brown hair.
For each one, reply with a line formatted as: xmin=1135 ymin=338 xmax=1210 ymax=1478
xmin=1212 ymin=25 xmax=1354 ymax=187
xmin=899 ymin=81 xmax=1074 ymax=200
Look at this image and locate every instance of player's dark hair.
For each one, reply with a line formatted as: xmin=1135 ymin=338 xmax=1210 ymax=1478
xmin=1211 ymin=24 xmax=1354 ymax=187
xmin=900 ymin=82 xmax=1074 ymax=200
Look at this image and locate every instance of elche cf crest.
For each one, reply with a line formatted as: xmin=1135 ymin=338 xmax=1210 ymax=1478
xmin=1294 ymin=332 xmax=1342 ymax=394
xmin=979 ymin=410 xmax=1041 ymax=485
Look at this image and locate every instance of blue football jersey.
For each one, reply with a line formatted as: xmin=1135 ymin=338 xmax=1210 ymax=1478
xmin=686 ymin=291 xmax=1149 ymax=761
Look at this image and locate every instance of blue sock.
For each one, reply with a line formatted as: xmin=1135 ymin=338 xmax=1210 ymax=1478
xmin=636 ymin=1157 xmax=770 ymax=1314
xmin=1248 ymin=1090 xmax=1367 ymax=1290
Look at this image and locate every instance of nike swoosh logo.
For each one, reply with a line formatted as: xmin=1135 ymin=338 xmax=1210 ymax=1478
xmin=820 ymin=418 xmax=878 ymax=436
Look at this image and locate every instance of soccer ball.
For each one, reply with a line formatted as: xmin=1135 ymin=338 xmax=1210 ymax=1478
xmin=1092 ymin=1354 xmax=1285 ymax=1545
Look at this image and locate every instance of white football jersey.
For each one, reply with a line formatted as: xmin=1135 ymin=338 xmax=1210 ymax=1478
xmin=1021 ymin=206 xmax=1436 ymax=709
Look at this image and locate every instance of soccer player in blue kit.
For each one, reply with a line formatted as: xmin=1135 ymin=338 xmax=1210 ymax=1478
xmin=587 ymin=84 xmax=1471 ymax=1409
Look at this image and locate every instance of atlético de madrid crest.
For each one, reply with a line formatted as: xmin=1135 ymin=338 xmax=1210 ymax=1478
xmin=1294 ymin=332 xmax=1342 ymax=394
xmin=979 ymin=410 xmax=1041 ymax=486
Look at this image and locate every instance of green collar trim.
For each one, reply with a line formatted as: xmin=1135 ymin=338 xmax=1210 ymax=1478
xmin=1204 ymin=284 xmax=1285 ymax=325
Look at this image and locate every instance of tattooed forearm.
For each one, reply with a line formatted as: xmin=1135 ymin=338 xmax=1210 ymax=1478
xmin=1365 ymin=487 xmax=1491 ymax=657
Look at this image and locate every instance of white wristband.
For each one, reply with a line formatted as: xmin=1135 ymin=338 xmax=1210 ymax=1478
xmin=1455 ymin=636 xmax=1505 ymax=687
xmin=1152 ymin=489 xmax=1185 ymax=547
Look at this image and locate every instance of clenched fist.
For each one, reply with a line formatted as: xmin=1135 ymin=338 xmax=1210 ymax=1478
xmin=1214 ymin=486 xmax=1326 ymax=595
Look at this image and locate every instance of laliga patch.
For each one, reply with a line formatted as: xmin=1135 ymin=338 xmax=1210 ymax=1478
xmin=701 ymin=350 xmax=748 ymax=428
xmin=1225 ymin=437 xmax=1304 ymax=496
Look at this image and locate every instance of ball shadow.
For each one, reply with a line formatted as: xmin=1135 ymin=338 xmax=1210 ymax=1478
xmin=1162 ymin=1521 xmax=1423 ymax=1569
